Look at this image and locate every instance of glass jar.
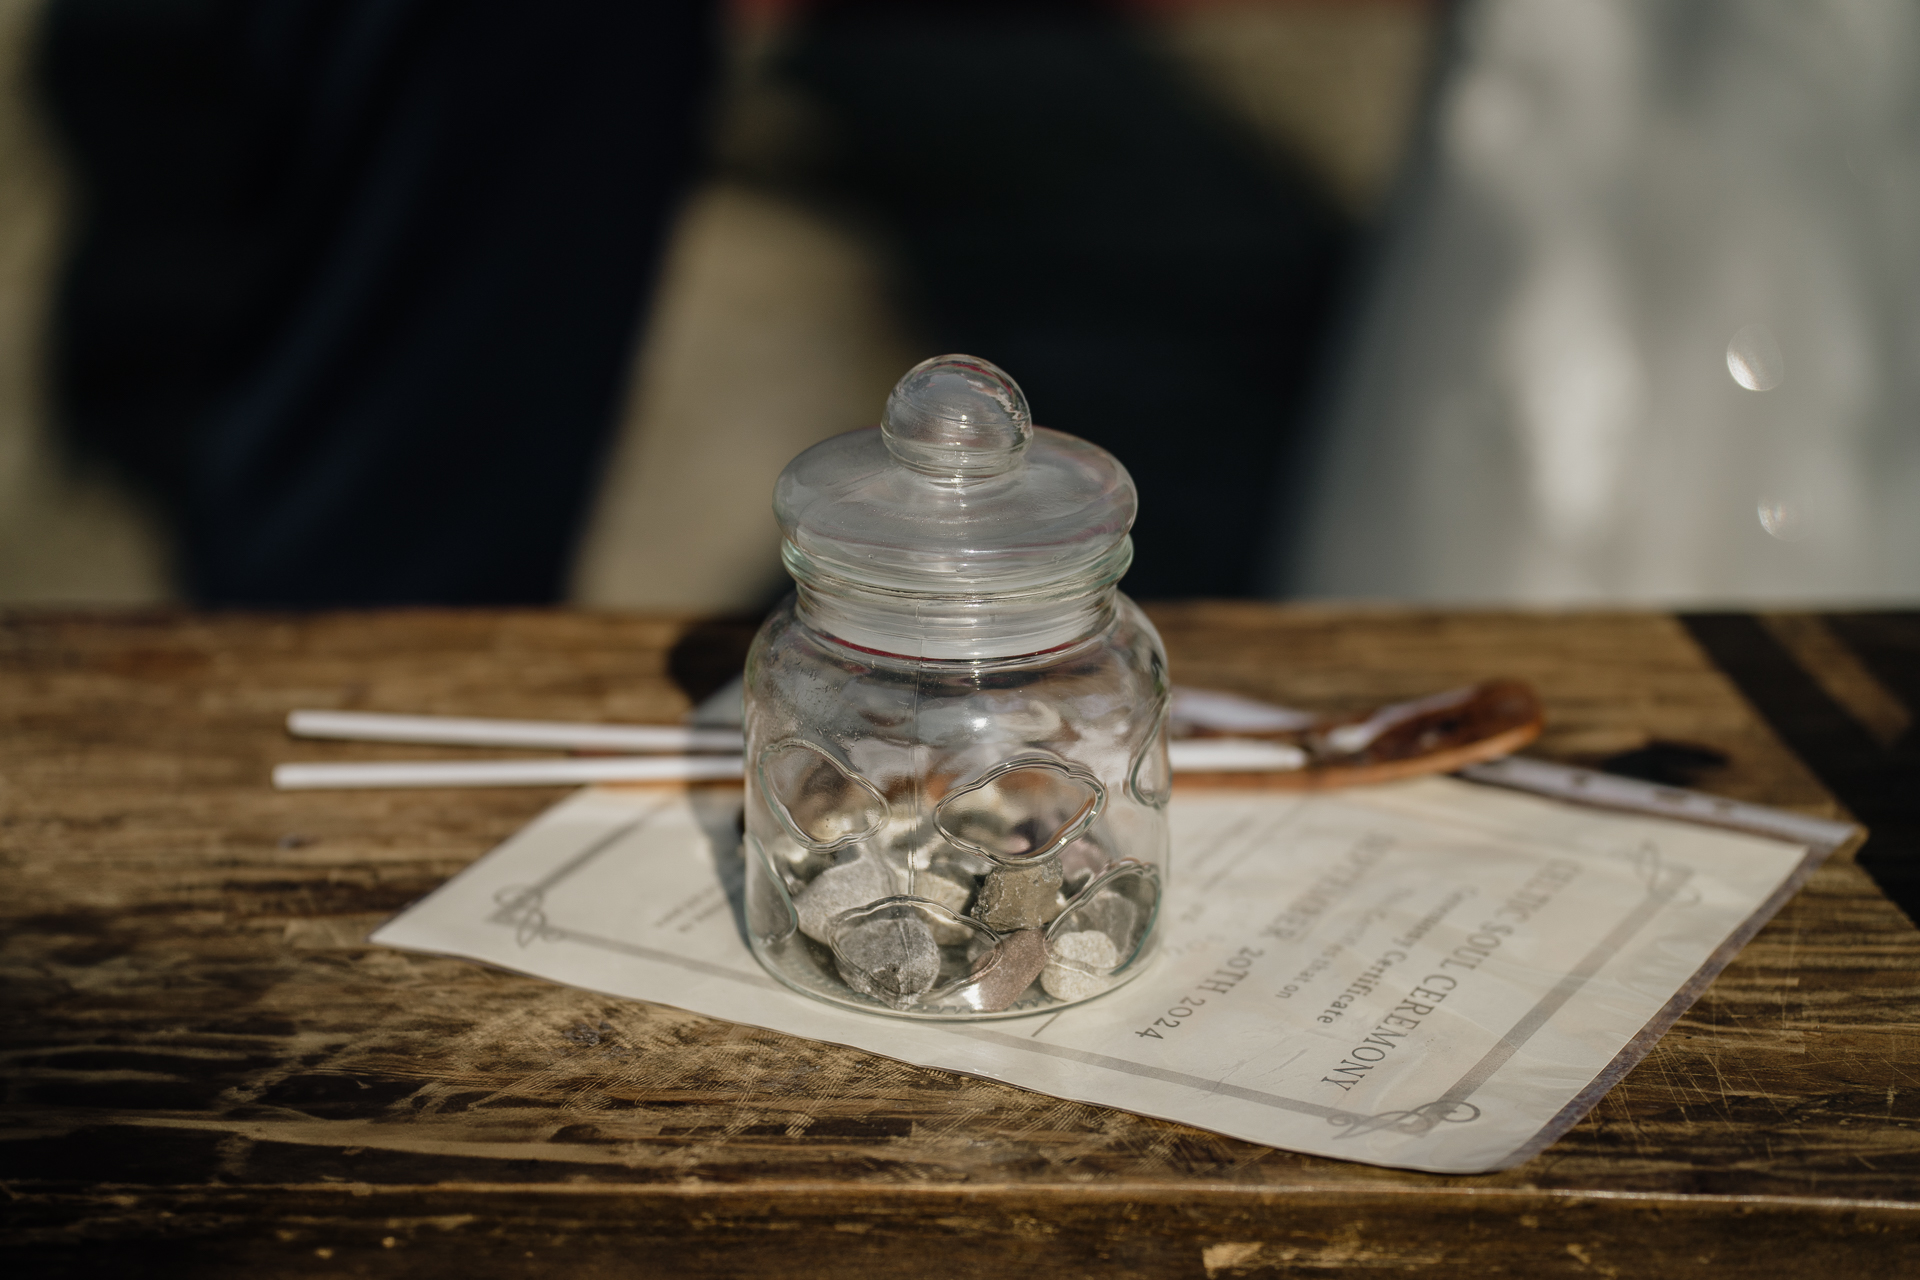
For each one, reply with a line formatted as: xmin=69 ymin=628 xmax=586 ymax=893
xmin=743 ymin=355 xmax=1170 ymax=1019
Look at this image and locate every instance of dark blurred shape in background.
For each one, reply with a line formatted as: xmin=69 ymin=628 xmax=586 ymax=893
xmin=779 ymin=0 xmax=1349 ymax=598
xmin=37 ymin=0 xmax=714 ymax=605
xmin=13 ymin=0 xmax=1387 ymax=607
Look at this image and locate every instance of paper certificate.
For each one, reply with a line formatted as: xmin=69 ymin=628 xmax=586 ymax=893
xmin=372 ymin=774 xmax=1843 ymax=1173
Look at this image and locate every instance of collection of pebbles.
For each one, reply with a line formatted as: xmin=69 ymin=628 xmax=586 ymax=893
xmin=786 ymin=837 xmax=1148 ymax=1013
xmin=761 ymin=745 xmax=1157 ymax=1014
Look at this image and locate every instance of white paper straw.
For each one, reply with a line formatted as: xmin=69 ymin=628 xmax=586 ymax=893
xmin=273 ymin=740 xmax=1317 ymax=791
xmin=1167 ymin=739 xmax=1308 ymax=772
xmin=273 ymin=755 xmax=745 ymax=790
xmin=287 ymin=709 xmax=743 ymax=754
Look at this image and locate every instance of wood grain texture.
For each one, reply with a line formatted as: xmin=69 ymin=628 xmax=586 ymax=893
xmin=3 ymin=606 xmax=1916 ymax=1277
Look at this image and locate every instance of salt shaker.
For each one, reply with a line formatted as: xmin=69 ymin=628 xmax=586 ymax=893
xmin=743 ymin=355 xmax=1170 ymax=1019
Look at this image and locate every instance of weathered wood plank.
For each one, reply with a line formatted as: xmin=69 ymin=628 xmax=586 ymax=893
xmin=5 ymin=1185 xmax=1919 ymax=1278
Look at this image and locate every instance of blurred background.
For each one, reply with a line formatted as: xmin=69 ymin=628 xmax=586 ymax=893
xmin=0 ymin=0 xmax=1914 ymax=611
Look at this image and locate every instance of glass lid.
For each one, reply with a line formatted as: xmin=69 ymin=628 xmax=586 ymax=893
xmin=774 ymin=355 xmax=1137 ymax=596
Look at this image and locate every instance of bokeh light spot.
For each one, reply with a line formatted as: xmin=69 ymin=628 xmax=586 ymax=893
xmin=1757 ymin=497 xmax=1804 ymax=541
xmin=1727 ymin=325 xmax=1785 ymax=391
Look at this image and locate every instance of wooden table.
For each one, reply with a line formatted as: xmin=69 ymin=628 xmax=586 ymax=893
xmin=4 ymin=606 xmax=1916 ymax=1277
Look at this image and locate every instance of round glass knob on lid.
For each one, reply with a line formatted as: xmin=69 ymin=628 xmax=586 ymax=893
xmin=880 ymin=355 xmax=1032 ymax=478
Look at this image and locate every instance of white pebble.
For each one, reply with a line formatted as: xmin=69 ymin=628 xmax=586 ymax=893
xmin=794 ymin=857 xmax=895 ymax=943
xmin=915 ymin=870 xmax=972 ymax=914
xmin=913 ymin=872 xmax=976 ymax=943
xmin=1041 ymin=929 xmax=1121 ymax=1002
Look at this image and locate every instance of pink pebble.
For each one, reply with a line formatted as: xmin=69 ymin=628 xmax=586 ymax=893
xmin=959 ymin=929 xmax=1048 ymax=1013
